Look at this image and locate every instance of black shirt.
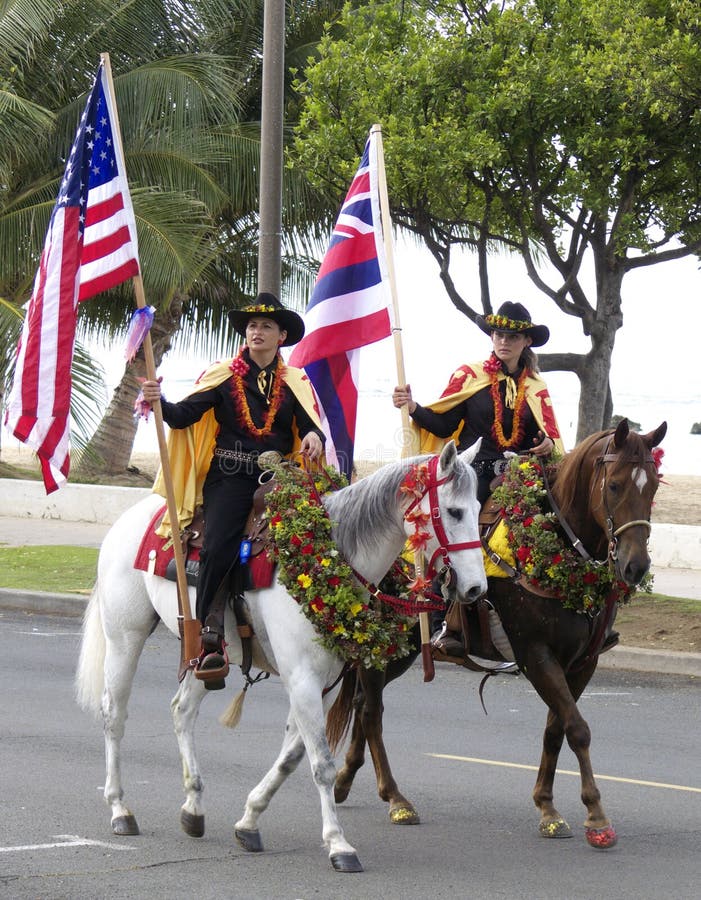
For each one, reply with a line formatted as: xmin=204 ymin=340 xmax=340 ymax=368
xmin=410 ymin=366 xmax=540 ymax=462
xmin=160 ymin=354 xmax=324 ymax=457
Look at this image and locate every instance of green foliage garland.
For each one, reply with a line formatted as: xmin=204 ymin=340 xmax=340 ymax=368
xmin=491 ymin=457 xmax=648 ymax=612
xmin=266 ymin=465 xmax=414 ymax=669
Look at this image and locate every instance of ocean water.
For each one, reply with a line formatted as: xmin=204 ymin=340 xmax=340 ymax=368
xmin=351 ymin=379 xmax=699 ymax=477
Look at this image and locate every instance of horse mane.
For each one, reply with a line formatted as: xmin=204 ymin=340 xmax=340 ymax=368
xmin=323 ymin=457 xmax=424 ymax=559
xmin=554 ymin=426 xmax=656 ymax=522
xmin=324 ymin=453 xmax=475 ymax=560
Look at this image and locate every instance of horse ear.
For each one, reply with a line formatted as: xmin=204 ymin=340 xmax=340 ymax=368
xmin=613 ymin=418 xmax=629 ymax=449
xmin=458 ymin=437 xmax=482 ymax=466
xmin=438 ymin=439 xmax=458 ymax=475
xmin=644 ymin=421 xmax=667 ymax=448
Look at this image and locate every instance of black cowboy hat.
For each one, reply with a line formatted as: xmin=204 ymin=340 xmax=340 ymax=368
xmin=476 ymin=301 xmax=550 ymax=347
xmin=227 ymin=292 xmax=305 ymax=347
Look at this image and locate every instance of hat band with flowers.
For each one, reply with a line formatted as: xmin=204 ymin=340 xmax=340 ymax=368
xmin=227 ymin=292 xmax=305 ymax=347
xmin=485 ymin=313 xmax=532 ymax=333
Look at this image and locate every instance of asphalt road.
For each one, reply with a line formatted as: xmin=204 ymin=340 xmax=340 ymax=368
xmin=1 ymin=608 xmax=699 ymax=900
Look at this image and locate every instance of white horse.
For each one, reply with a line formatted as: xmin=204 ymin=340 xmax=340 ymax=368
xmin=75 ymin=440 xmax=486 ymax=873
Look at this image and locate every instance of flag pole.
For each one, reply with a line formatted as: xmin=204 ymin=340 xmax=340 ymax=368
xmin=371 ymin=123 xmax=435 ymax=683
xmin=100 ymin=54 xmax=200 ymax=668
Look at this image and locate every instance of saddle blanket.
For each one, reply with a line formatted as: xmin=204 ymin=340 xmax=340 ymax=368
xmin=133 ymin=505 xmax=197 ymax=578
xmin=133 ymin=504 xmax=276 ymax=589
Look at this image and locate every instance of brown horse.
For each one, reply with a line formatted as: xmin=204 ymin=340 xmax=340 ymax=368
xmin=328 ymin=419 xmax=667 ymax=848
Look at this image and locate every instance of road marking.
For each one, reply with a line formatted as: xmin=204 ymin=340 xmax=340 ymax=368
xmin=427 ymin=754 xmax=701 ymax=794
xmin=0 ymin=834 xmax=136 ymax=853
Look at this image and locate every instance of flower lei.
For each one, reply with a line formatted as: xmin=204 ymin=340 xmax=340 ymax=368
xmin=266 ymin=465 xmax=415 ymax=669
xmin=229 ymin=349 xmax=286 ymax=438
xmin=491 ymin=457 xmax=648 ymax=612
xmin=483 ymin=353 xmax=529 ymax=450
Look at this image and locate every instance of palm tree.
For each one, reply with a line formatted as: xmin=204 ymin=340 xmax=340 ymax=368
xmin=1 ymin=1 xmax=344 ymax=475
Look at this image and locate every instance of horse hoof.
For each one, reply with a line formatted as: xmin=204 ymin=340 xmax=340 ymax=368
xmin=181 ymin=810 xmax=205 ymax=838
xmin=389 ymin=803 xmax=420 ymax=825
xmin=235 ymin=827 xmax=264 ymax=852
xmin=330 ymin=851 xmax=363 ymax=873
xmin=112 ymin=814 xmax=139 ymax=836
xmin=539 ymin=817 xmax=572 ymax=839
xmin=334 ymin=784 xmax=351 ymax=804
xmin=586 ymin=824 xmax=618 ymax=849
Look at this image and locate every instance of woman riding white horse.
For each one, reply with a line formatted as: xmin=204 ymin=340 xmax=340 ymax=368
xmin=75 ymin=440 xmax=487 ymax=873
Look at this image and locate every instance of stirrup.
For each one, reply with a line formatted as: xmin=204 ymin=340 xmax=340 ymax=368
xmin=194 ymin=646 xmax=230 ymax=688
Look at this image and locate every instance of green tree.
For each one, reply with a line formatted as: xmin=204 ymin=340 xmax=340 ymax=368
xmin=293 ymin=0 xmax=701 ymax=438
xmin=1 ymin=0 xmax=343 ymax=474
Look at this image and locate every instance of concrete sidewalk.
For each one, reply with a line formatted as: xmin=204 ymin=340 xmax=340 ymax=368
xmin=1 ymin=478 xmax=699 ymax=677
xmin=1 ymin=511 xmax=699 ymax=678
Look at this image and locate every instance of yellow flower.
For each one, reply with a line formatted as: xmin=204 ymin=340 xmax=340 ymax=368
xmin=333 ymin=624 xmax=346 ymax=635
xmin=297 ymin=573 xmax=312 ymax=589
xmin=320 ymin=558 xmax=331 ymax=567
xmin=349 ymin=601 xmax=363 ymax=616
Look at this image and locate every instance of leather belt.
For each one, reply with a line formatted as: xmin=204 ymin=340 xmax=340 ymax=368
xmin=214 ymin=448 xmax=258 ymax=464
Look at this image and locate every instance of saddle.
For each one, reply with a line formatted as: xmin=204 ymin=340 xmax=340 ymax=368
xmin=430 ymin=494 xmax=517 ymax=672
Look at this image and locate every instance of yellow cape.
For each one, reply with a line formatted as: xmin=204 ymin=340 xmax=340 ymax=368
xmin=406 ymin=361 xmax=565 ymax=457
xmin=152 ymin=359 xmax=323 ymax=536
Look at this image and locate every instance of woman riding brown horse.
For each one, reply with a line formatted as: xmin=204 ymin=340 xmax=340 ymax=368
xmin=328 ymin=418 xmax=667 ymax=848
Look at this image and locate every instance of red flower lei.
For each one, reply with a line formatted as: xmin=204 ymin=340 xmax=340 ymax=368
xmin=484 ymin=353 xmax=529 ymax=450
xmin=229 ymin=349 xmax=287 ymax=437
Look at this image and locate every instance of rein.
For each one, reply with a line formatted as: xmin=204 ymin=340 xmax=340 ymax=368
xmin=303 ymin=455 xmax=481 ymax=616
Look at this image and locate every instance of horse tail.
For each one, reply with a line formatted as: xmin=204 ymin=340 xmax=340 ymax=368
xmin=74 ymin=586 xmax=106 ymax=718
xmin=326 ymin=667 xmax=358 ymax=755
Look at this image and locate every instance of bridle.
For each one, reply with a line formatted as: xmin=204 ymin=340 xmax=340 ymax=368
xmin=403 ymin=455 xmax=482 ymax=581
xmin=594 ymin=437 xmax=655 ymax=568
xmin=543 ymin=435 xmax=655 ymax=570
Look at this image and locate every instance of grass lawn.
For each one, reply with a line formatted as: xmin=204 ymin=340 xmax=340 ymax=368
xmin=0 ymin=546 xmax=98 ymax=594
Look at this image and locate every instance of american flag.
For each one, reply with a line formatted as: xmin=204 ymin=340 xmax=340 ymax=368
xmin=288 ymin=131 xmax=393 ymax=475
xmin=4 ymin=60 xmax=140 ymax=493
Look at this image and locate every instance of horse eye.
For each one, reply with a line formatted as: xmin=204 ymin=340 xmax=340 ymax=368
xmin=608 ymin=481 xmax=620 ymax=494
xmin=447 ymin=507 xmax=463 ymax=521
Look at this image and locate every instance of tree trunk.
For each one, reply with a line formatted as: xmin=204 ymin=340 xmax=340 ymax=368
xmin=76 ymin=296 xmax=184 ymax=476
xmin=574 ymin=260 xmax=623 ymax=441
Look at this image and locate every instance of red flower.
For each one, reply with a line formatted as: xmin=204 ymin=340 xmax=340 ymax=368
xmin=229 ymin=354 xmax=250 ymax=376
xmin=523 ymin=516 xmax=534 ymax=527
xmin=583 ymin=571 xmax=599 ymax=585
xmin=407 ymin=575 xmax=430 ymax=594
xmin=310 ymin=597 xmax=325 ymax=614
xmin=328 ymin=576 xmax=341 ymax=587
xmin=406 ymin=508 xmax=430 ymax=528
xmin=516 ymin=545 xmax=531 ymax=563
xmin=290 ymin=534 xmax=302 ymax=547
xmin=552 ymin=553 xmax=563 ymax=565
xmin=301 ymin=544 xmax=314 ymax=555
xmin=406 ymin=529 xmax=431 ymax=551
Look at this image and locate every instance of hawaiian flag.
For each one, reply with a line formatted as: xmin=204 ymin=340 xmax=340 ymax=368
xmin=288 ymin=131 xmax=393 ymax=475
xmin=4 ymin=60 xmax=140 ymax=493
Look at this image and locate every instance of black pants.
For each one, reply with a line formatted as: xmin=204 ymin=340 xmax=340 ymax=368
xmin=195 ymin=462 xmax=259 ymax=624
